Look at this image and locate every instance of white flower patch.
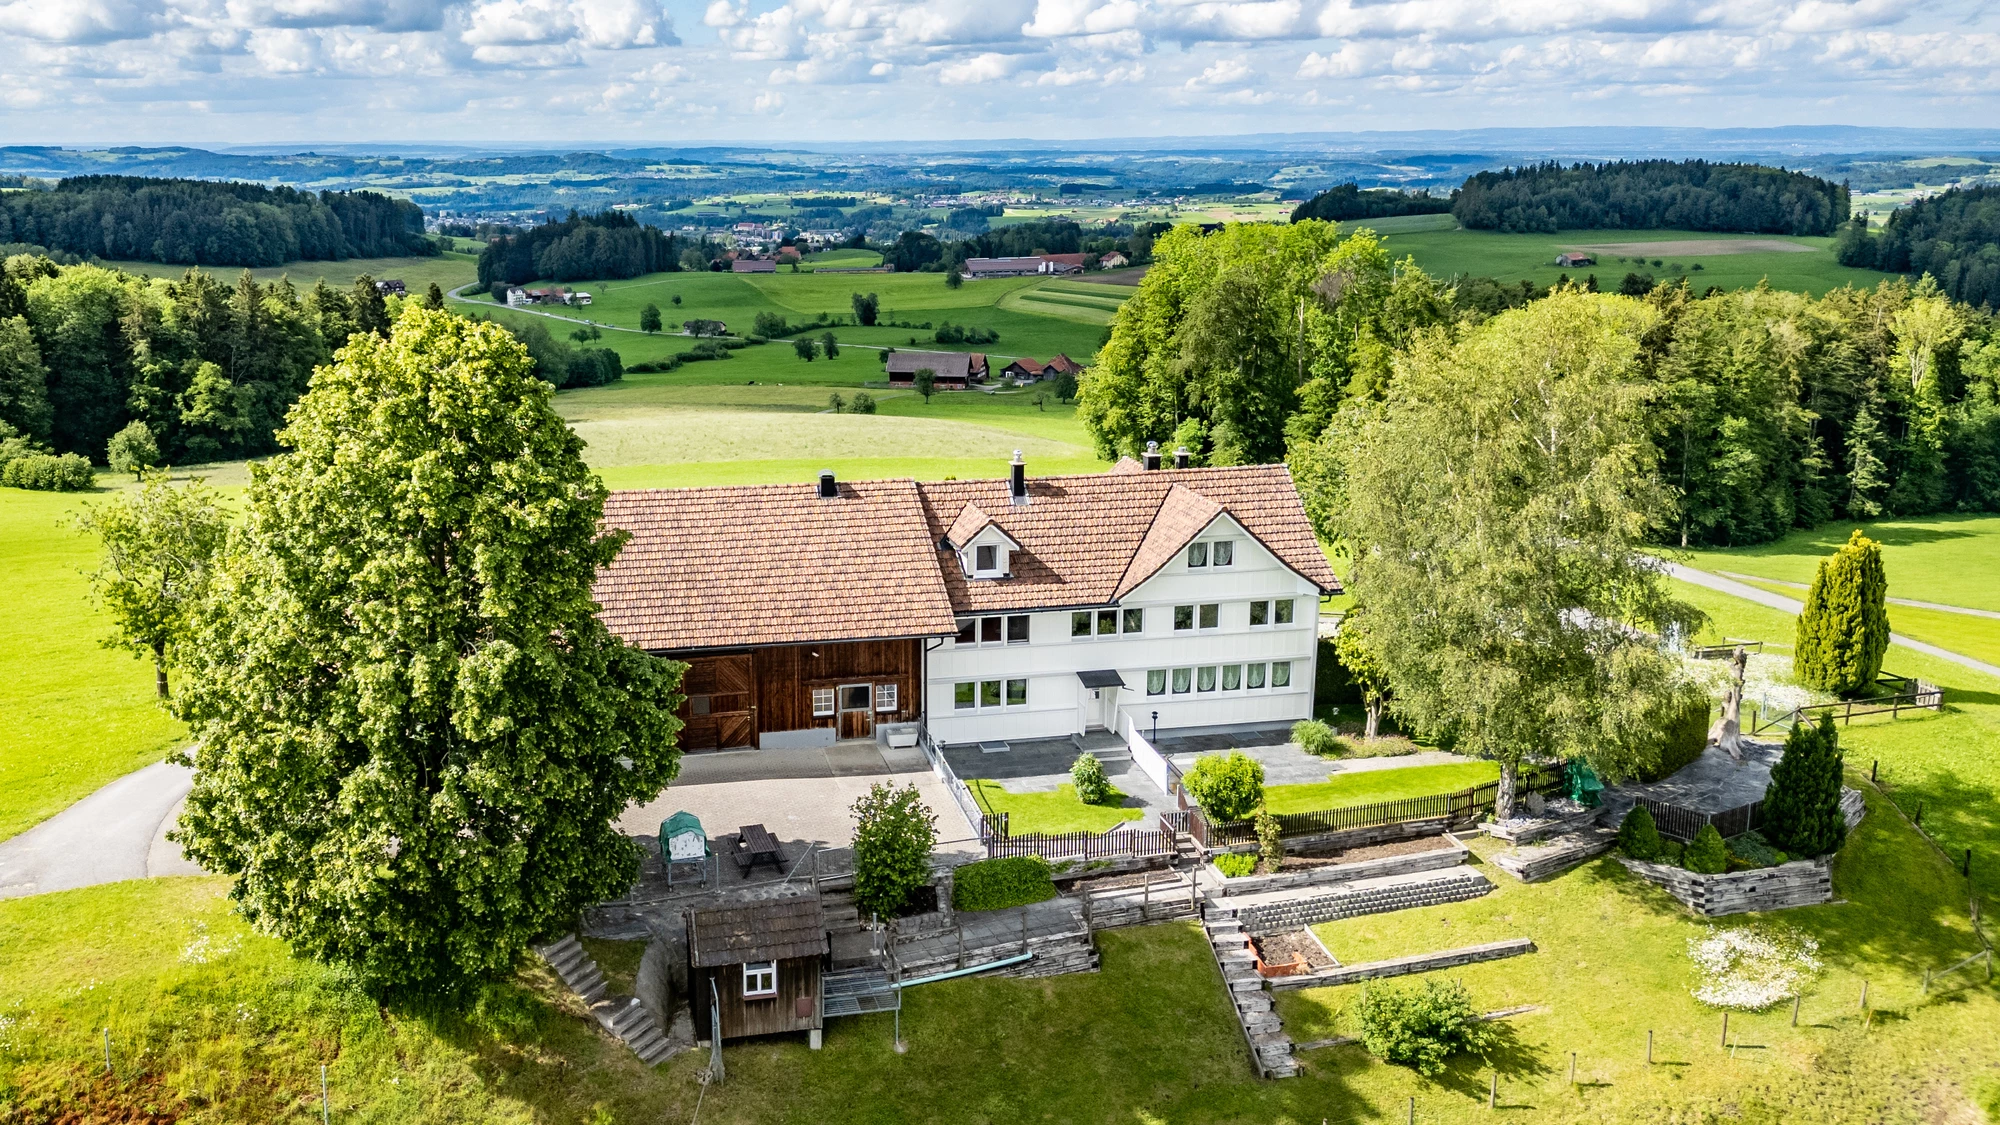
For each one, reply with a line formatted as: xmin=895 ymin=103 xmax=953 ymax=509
xmin=180 ymin=921 xmax=244 ymax=966
xmin=1687 ymin=926 xmax=1823 ymax=1010
xmin=1682 ymin=651 xmax=1833 ymax=720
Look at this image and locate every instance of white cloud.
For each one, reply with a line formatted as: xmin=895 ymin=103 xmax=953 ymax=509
xmin=462 ymin=0 xmax=673 ymax=51
xmin=753 ymin=88 xmax=785 ymax=111
xmin=0 ymin=0 xmax=163 ymax=43
xmin=1186 ymin=57 xmax=1251 ymax=86
xmin=938 ymin=51 xmax=1023 ymax=83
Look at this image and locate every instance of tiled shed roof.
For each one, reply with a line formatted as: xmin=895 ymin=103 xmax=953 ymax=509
xmin=596 ymin=478 xmax=957 ymax=652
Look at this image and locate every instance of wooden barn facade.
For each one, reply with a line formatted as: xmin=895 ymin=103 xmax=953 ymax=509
xmin=689 ymin=898 xmax=827 ymax=1043
xmin=674 ymin=639 xmax=923 ymax=751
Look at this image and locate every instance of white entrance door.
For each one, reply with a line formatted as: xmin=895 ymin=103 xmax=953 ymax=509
xmin=1090 ymin=687 xmax=1119 ymax=732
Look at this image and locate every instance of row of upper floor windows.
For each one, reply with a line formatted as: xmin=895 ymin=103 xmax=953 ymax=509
xmin=952 ymin=598 xmax=1301 ymax=647
xmin=968 ymin=537 xmax=1242 ymax=580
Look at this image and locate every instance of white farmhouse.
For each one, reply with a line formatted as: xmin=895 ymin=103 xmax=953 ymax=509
xmin=593 ymin=451 xmax=1339 ymax=752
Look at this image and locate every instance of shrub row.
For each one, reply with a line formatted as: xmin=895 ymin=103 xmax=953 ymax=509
xmin=950 ymin=856 xmax=1057 ymax=912
xmin=2 ymin=451 xmax=93 ymax=491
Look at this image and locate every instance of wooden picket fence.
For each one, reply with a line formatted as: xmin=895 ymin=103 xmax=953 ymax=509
xmin=983 ymin=826 xmax=1179 ymax=863
xmin=1182 ymin=767 xmax=1566 ymax=848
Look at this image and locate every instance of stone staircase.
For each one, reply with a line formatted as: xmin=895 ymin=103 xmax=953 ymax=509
xmin=1072 ymin=729 xmax=1132 ymax=763
xmin=1201 ymin=901 xmax=1296 ymax=1078
xmin=536 ymin=934 xmax=677 ymax=1066
xmin=1216 ymin=867 xmax=1494 ymax=936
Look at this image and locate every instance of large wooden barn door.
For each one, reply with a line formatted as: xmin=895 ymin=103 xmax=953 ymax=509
xmin=681 ymin=654 xmax=757 ymax=751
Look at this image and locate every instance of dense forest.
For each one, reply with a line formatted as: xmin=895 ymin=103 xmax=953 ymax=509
xmin=1836 ymin=186 xmax=2000 ymax=309
xmin=475 ymin=211 xmax=689 ymax=288
xmin=1452 ymin=160 xmax=1850 ymax=236
xmin=1289 ymin=184 xmax=1452 ymax=223
xmin=0 ymin=254 xmax=619 ymax=472
xmin=0 ymin=177 xmax=432 ymax=266
xmin=1079 ymin=220 xmax=2000 ymax=547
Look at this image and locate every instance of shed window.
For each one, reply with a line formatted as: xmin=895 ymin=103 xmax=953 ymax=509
xmin=840 ymin=684 xmax=870 ymax=711
xmin=689 ymin=694 xmax=712 ymax=716
xmin=743 ymin=961 xmax=777 ymax=998
xmin=811 ymin=688 xmax=836 ymax=717
xmin=876 ymin=683 xmax=898 ymax=712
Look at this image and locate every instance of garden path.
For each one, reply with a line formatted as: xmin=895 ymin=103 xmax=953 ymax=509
xmin=1714 ymin=570 xmax=2000 ymax=620
xmin=1669 ymin=563 xmax=2000 ymax=681
xmin=0 ymin=759 xmax=201 ymax=900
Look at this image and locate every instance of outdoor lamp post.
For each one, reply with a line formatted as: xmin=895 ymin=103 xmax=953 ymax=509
xmin=1151 ymin=710 xmax=1158 ymax=743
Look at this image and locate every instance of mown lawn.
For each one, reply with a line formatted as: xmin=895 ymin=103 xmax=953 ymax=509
xmin=0 ymin=482 xmax=187 ymax=842
xmin=107 ymin=251 xmax=481 ymax=293
xmin=1264 ymin=761 xmax=1500 ymax=814
xmin=1280 ymin=785 xmax=1999 ymax=1124
xmin=966 ymin=779 xmax=1144 ymax=834
xmin=1376 ymin=226 xmax=1892 ymax=296
xmin=1686 ymin=513 xmax=2000 ymax=613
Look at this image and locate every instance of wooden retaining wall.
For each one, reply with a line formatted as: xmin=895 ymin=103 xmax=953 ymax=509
xmin=1618 ymin=855 xmax=1834 ymax=915
xmin=1269 ymin=938 xmax=1537 ymax=991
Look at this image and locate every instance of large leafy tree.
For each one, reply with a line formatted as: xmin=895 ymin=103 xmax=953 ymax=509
xmin=1318 ymin=289 xmax=1704 ymax=815
xmin=171 ymin=307 xmax=684 ymax=997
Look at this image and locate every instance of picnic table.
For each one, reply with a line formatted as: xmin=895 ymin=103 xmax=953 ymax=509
xmin=734 ymin=823 xmax=784 ymax=874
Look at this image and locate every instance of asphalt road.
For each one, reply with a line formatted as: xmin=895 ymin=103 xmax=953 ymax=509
xmin=0 ymin=759 xmax=202 ymax=900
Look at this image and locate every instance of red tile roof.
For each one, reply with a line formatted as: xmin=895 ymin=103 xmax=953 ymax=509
xmin=596 ymin=479 xmax=956 ymax=651
xmin=595 ymin=464 xmax=1340 ymax=651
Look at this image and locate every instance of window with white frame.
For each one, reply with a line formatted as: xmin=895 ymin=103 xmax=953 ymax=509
xmin=1187 ymin=542 xmax=1208 ymax=568
xmin=875 ymin=683 xmax=898 ymax=713
xmin=960 ymin=614 xmax=1029 ymax=646
xmin=1275 ymin=598 xmax=1295 ymax=625
xmin=1222 ymin=664 xmax=1241 ymax=690
xmin=743 ymin=961 xmax=777 ymax=998
xmin=1122 ymin=607 xmax=1144 ymax=633
xmin=1272 ymin=661 xmax=1293 ymax=687
xmin=1173 ymin=605 xmax=1194 ymax=631
xmin=1197 ymin=666 xmax=1217 ymax=692
xmin=1096 ymin=609 xmax=1118 ymax=636
xmin=1246 ymin=662 xmax=1267 ymax=689
xmin=1198 ymin=603 xmax=1219 ymax=630
xmin=1071 ymin=611 xmax=1092 ymax=638
xmin=954 ymin=679 xmax=1027 ymax=710
xmin=1171 ymin=667 xmax=1192 ymax=694
xmin=812 ymin=687 xmax=836 ymax=717
xmin=975 ymin=544 xmax=998 ymax=573
xmin=1146 ymin=669 xmax=1166 ymax=696
xmin=1212 ymin=540 xmax=1234 ymax=566
xmin=1007 ymin=615 xmax=1030 ymax=643
xmin=1249 ymin=600 xmax=1269 ymax=627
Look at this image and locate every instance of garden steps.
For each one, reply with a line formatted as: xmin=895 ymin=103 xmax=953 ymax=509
xmin=535 ymin=934 xmax=679 ymax=1066
xmin=1200 ymin=901 xmax=1298 ymax=1080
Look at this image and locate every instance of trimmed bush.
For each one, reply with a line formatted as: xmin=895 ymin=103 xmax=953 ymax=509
xmin=1726 ymin=829 xmax=1788 ymax=869
xmin=1683 ymin=824 xmax=1729 ymax=874
xmin=1659 ymin=838 xmax=1685 ymax=865
xmin=1212 ymin=853 xmax=1256 ymax=878
xmin=1617 ymin=804 xmax=1662 ymax=861
xmin=951 ymin=856 xmax=1056 ymax=912
xmin=1070 ymin=753 xmax=1112 ymax=805
xmin=1794 ymin=529 xmax=1890 ymax=695
xmin=1291 ymin=718 xmax=1346 ymax=758
xmin=1183 ymin=751 xmax=1265 ymax=822
xmin=1354 ymin=979 xmax=1496 ymax=1076
xmin=852 ymin=781 xmax=938 ymax=918
xmin=1762 ymin=713 xmax=1846 ymax=857
xmin=2 ymin=452 xmax=93 ymax=491
xmin=1646 ymin=689 xmax=1712 ymax=782
xmin=1255 ymin=808 xmax=1284 ymax=870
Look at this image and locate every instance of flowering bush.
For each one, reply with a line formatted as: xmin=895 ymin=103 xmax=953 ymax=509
xmin=1687 ymin=927 xmax=1822 ymax=1010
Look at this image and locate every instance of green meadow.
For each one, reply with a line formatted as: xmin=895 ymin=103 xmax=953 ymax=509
xmin=106 ymin=250 xmax=482 ymax=292
xmin=1685 ymin=514 xmax=2000 ymax=613
xmin=1366 ymin=225 xmax=1894 ymax=295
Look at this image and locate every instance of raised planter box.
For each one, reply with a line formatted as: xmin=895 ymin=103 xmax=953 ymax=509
xmin=1491 ymin=827 xmax=1618 ymax=883
xmin=1618 ymin=855 xmax=1834 ymax=916
xmin=1484 ymin=804 xmax=1604 ymax=845
xmin=1207 ymin=834 xmax=1469 ymax=895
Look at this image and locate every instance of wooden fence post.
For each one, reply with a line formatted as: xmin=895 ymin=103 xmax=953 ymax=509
xmin=1646 ymin=1029 xmax=1653 ymax=1064
xmin=1791 ymin=995 xmax=1800 ymax=1027
xmin=1720 ymin=1011 xmax=1729 ymax=1047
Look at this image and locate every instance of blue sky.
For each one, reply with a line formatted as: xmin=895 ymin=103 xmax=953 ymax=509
xmin=1 ymin=0 xmax=1995 ymax=143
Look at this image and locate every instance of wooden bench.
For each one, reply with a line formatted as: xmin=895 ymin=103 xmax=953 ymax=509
xmin=734 ymin=823 xmax=784 ymax=873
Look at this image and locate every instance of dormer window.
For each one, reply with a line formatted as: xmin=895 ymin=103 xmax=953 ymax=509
xmin=952 ymin=521 xmax=1020 ymax=580
xmin=976 ymin=545 xmax=998 ymax=572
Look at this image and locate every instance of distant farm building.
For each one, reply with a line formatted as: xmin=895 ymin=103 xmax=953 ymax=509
xmin=1001 ymin=357 xmax=1048 ymax=381
xmin=732 ymin=258 xmax=779 ymax=273
xmin=885 ymin=350 xmax=988 ymax=390
xmin=964 ymin=255 xmax=1086 ymax=279
xmin=1098 ymin=251 xmax=1130 ymax=269
xmin=375 ymin=279 xmax=408 ymax=296
xmin=1554 ymin=252 xmax=1596 ymax=267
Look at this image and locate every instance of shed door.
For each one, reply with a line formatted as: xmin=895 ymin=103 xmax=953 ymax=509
xmin=837 ymin=683 xmax=873 ymax=740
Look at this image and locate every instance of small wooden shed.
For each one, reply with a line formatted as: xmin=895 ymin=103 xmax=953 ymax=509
xmin=689 ymin=897 xmax=827 ymax=1043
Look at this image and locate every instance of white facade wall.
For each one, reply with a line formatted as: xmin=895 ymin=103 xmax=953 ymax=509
xmin=924 ymin=514 xmax=1321 ymax=745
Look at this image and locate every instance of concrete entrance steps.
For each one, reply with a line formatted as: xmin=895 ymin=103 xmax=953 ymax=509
xmin=1201 ymin=903 xmax=1298 ymax=1079
xmin=1073 ymin=729 xmax=1132 ymax=763
xmin=1216 ymin=866 xmax=1494 ymax=935
xmin=535 ymin=934 xmax=677 ymax=1066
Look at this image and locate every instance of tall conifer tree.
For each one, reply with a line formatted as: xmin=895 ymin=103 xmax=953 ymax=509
xmin=1794 ymin=530 xmax=1890 ymax=695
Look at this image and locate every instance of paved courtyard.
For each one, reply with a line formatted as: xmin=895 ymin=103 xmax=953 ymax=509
xmin=1162 ymin=732 xmax=1475 ymax=787
xmin=944 ymin=736 xmax=1176 ymax=820
xmin=618 ymin=742 xmax=982 ymax=864
xmin=1603 ymin=740 xmax=1782 ymax=817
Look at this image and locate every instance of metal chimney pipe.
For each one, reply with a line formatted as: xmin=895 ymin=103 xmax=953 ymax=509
xmin=818 ymin=470 xmax=837 ymax=499
xmin=1010 ymin=450 xmax=1027 ymax=504
xmin=1143 ymin=440 xmax=1161 ymax=470
xmin=1173 ymin=446 xmax=1190 ymax=469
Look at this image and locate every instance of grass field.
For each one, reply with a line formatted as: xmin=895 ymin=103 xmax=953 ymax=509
xmin=1368 ymin=226 xmax=1894 ymax=295
xmin=1686 ymin=514 xmax=2000 ymax=613
xmin=966 ymin=779 xmax=1145 ymax=834
xmin=1280 ymin=786 xmax=1997 ymax=1124
xmin=1264 ymin=760 xmax=1501 ymax=814
xmin=106 ymin=251 xmax=481 ymax=292
xmin=458 ymin=267 xmax=1114 ymax=367
xmin=0 ymin=480 xmax=187 ymax=843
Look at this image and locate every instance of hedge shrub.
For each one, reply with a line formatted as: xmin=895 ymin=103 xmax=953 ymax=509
xmin=951 ymin=856 xmax=1056 ymax=912
xmin=1212 ymin=853 xmax=1256 ymax=878
xmin=2 ymin=452 xmax=94 ymax=491
xmin=1070 ymin=753 xmax=1112 ymax=805
xmin=1617 ymin=804 xmax=1662 ymax=861
xmin=1291 ymin=718 xmax=1347 ymax=758
xmin=1183 ymin=751 xmax=1265 ymax=822
xmin=1683 ymin=824 xmax=1729 ymax=874
xmin=1354 ymin=979 xmax=1496 ymax=1076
